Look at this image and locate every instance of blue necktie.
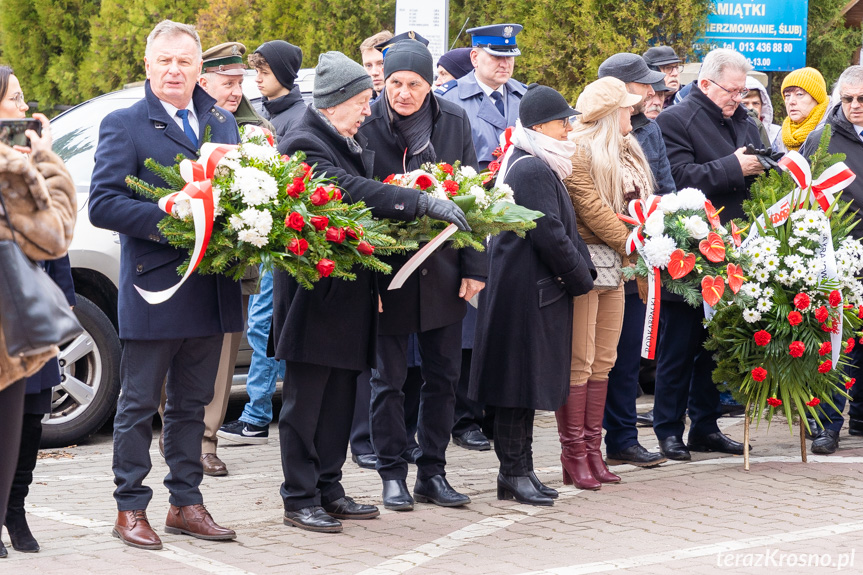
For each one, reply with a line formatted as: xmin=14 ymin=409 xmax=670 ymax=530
xmin=176 ymin=109 xmax=198 ymax=148
xmin=490 ymin=91 xmax=505 ymax=117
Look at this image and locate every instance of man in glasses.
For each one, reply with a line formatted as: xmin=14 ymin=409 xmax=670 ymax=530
xmin=799 ymin=65 xmax=863 ymax=454
xmin=643 ymin=46 xmax=681 ymax=108
xmin=652 ymin=48 xmax=763 ymax=462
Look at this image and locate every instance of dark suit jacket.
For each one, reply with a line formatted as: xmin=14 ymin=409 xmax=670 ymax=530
xmin=88 ymin=82 xmax=243 ymax=340
xmin=359 ymin=94 xmax=488 ymax=335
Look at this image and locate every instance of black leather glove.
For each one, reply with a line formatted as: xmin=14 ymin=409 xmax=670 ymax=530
xmin=419 ymin=193 xmax=471 ymax=232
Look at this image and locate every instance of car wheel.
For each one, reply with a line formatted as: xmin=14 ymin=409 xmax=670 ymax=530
xmin=41 ymin=294 xmax=121 ymax=448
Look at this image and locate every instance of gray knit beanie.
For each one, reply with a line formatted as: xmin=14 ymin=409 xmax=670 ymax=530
xmin=313 ymin=51 xmax=374 ymax=108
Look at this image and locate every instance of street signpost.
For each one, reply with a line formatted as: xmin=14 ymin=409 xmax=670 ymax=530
xmin=395 ymin=0 xmax=450 ymax=66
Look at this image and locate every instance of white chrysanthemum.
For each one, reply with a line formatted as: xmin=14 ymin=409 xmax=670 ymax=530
xmin=470 ymin=185 xmax=492 ymax=209
xmin=756 ymin=298 xmax=773 ymax=312
xmin=763 ymin=255 xmax=779 ymax=271
xmin=237 ymin=229 xmax=268 ymax=248
xmin=496 ymin=183 xmax=515 ymax=203
xmin=755 ymin=269 xmax=770 ymax=282
xmin=642 ymin=235 xmax=677 ymax=269
xmin=229 ymin=214 xmax=244 ymax=230
xmin=171 ymin=199 xmax=192 ymax=220
xmin=252 ymin=209 xmax=273 ymax=236
xmin=644 ymin=210 xmax=666 ymax=237
xmin=761 ymin=286 xmax=775 ymax=299
xmin=790 ymin=267 xmax=806 ymax=281
xmin=676 ymin=187 xmax=707 ymax=210
xmin=242 ymin=143 xmax=280 ymax=164
xmin=743 ymin=308 xmax=762 ymax=323
xmin=798 ymin=246 xmax=815 ymax=256
xmin=231 ymin=166 xmax=278 ymax=206
xmin=804 ymin=271 xmax=820 ymax=286
xmin=460 ymin=166 xmax=477 ymax=178
xmin=742 ymin=282 xmax=762 ymax=298
xmin=682 ymin=215 xmax=709 ymax=239
xmin=659 ymin=193 xmax=682 ymax=213
xmin=784 ymin=255 xmax=804 ymax=269
xmin=788 ymin=236 xmax=800 ymax=247
xmin=429 ymin=185 xmax=449 ymax=200
xmin=808 ymin=259 xmax=824 ymax=275
xmin=774 ymin=269 xmax=790 ymax=284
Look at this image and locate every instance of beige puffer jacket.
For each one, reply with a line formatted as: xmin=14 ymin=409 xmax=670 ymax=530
xmin=0 ymin=143 xmax=77 ymax=390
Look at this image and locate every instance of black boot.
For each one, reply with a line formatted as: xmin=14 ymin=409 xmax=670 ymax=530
xmin=5 ymin=413 xmax=42 ymax=553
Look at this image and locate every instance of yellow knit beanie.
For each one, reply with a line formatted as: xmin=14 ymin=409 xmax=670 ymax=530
xmin=781 ymin=67 xmax=827 ymax=104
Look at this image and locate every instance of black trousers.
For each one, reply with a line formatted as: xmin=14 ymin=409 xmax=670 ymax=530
xmin=604 ymin=293 xmax=644 ymax=452
xmin=370 ymin=322 xmax=461 ymax=481
xmin=7 ymin=412 xmax=42 ymax=517
xmin=112 ymin=335 xmax=222 ymax=511
xmin=493 ymin=407 xmax=535 ymax=476
xmin=279 ymin=361 xmax=357 ymax=511
xmin=0 ymin=379 xmax=26 ymax=522
xmin=350 ymin=368 xmax=420 ymax=456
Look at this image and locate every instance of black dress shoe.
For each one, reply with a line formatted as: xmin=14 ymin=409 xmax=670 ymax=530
xmin=804 ymin=418 xmax=820 ymax=439
xmin=636 ymin=409 xmax=654 ymax=427
xmin=414 ymin=475 xmax=470 ymax=507
xmin=351 ymin=453 xmax=378 ymax=469
xmin=848 ymin=419 xmax=863 ymax=436
xmin=497 ymin=474 xmax=553 ymax=506
xmin=811 ymin=429 xmax=840 ymax=454
xmin=606 ymin=444 xmax=667 ymax=467
xmin=382 ymin=479 xmax=414 ymax=511
xmin=0 ymin=540 xmax=7 ymax=558
xmin=528 ymin=471 xmax=558 ymax=499
xmin=659 ymin=436 xmax=691 ymax=461
xmin=687 ymin=432 xmax=746 ymax=455
xmin=402 ymin=446 xmax=422 ymax=464
xmin=453 ymin=429 xmax=491 ymax=451
xmin=323 ymin=496 xmax=380 ymax=520
xmin=283 ymin=506 xmax=342 ymax=533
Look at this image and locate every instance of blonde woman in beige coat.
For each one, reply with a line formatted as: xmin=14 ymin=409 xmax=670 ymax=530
xmin=555 ymin=77 xmax=654 ymax=490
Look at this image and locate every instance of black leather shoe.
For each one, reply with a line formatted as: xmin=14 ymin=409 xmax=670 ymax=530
xmin=848 ymin=419 xmax=863 ymax=436
xmin=283 ymin=506 xmax=342 ymax=533
xmin=323 ymin=496 xmax=379 ymax=520
xmin=804 ymin=418 xmax=820 ymax=439
xmin=606 ymin=444 xmax=667 ymax=467
xmin=351 ymin=453 xmax=378 ymax=469
xmin=414 ymin=475 xmax=470 ymax=507
xmin=687 ymin=432 xmax=746 ymax=455
xmin=497 ymin=474 xmax=553 ymax=506
xmin=0 ymin=540 xmax=7 ymax=558
xmin=528 ymin=471 xmax=558 ymax=499
xmin=453 ymin=429 xmax=491 ymax=451
xmin=659 ymin=436 xmax=691 ymax=461
xmin=382 ymin=479 xmax=414 ymax=511
xmin=811 ymin=429 xmax=840 ymax=454
xmin=635 ymin=409 xmax=654 ymax=427
xmin=402 ymin=446 xmax=422 ymax=464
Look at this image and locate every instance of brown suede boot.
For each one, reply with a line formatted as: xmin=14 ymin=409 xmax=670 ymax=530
xmin=555 ymin=384 xmax=601 ymax=490
xmin=585 ymin=379 xmax=621 ymax=484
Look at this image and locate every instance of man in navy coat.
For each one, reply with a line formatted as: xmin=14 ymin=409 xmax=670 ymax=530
xmin=89 ymin=20 xmax=242 ymax=551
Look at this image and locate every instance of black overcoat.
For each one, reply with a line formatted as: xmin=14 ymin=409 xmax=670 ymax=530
xmin=358 ymin=94 xmax=487 ymax=335
xmin=469 ymin=149 xmax=595 ymax=410
xmin=272 ymin=107 xmax=425 ymax=371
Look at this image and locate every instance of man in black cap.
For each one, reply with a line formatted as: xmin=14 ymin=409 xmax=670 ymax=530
xmin=358 ymin=40 xmax=485 ymax=512
xmin=643 ymin=46 xmax=682 ymax=108
xmin=249 ymin=40 xmax=305 ymax=141
xmin=434 ymin=47 xmax=473 ymax=94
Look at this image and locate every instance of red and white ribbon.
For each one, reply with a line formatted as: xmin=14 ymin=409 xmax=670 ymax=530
xmin=618 ymin=195 xmax=662 ymax=255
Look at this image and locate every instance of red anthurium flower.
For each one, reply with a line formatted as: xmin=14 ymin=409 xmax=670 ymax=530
xmin=787 ymin=311 xmax=803 ymax=326
xmin=818 ymin=341 xmax=832 ymax=356
xmin=443 ymin=180 xmax=460 ymax=195
xmin=316 ymin=258 xmax=335 ymax=278
xmin=814 ymin=306 xmax=829 ymax=323
xmin=346 ymin=226 xmax=364 ymax=239
xmin=703 ymin=200 xmax=723 ymax=228
xmin=439 ymin=163 xmax=454 ymax=175
xmin=415 ymin=175 xmax=434 ymax=190
xmin=668 ymin=249 xmax=696 ymax=279
xmin=325 ymin=227 xmax=346 ymax=244
xmin=285 ymin=212 xmax=304 ymax=231
xmin=846 ymin=338 xmax=855 ymax=354
xmin=698 ymin=232 xmax=726 ymax=263
xmin=789 ymin=341 xmax=806 ymax=358
xmin=286 ymin=177 xmax=305 ymax=198
xmin=701 ymin=275 xmax=725 ymax=307
xmin=730 ymin=221 xmax=749 ymax=248
xmin=310 ymin=187 xmax=330 ymax=206
xmin=829 ymin=290 xmax=842 ymax=307
xmin=847 ymin=378 xmax=856 ymax=390
xmin=767 ymin=396 xmax=782 ymax=407
xmin=357 ymin=241 xmax=374 ymax=255
xmin=751 ymin=367 xmax=767 ymax=382
xmin=383 ymin=174 xmax=396 ymax=184
xmin=310 ymin=215 xmax=329 ymax=231
xmin=753 ymin=330 xmax=772 ymax=346
xmin=818 ymin=360 xmax=833 ymax=373
xmin=806 ymin=397 xmax=821 ymax=407
xmin=726 ymin=263 xmax=745 ymax=293
xmin=287 ymin=238 xmax=308 ymax=256
xmin=793 ymin=293 xmax=810 ymax=310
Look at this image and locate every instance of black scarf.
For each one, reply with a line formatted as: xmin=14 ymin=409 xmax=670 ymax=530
xmin=386 ymin=92 xmax=437 ymax=171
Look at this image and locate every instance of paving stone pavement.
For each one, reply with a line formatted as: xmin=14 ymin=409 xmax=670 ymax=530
xmin=2 ymin=396 xmax=862 ymax=574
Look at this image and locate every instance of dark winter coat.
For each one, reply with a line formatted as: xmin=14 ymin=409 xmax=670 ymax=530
xmin=358 ymin=94 xmax=487 ymax=335
xmin=469 ymin=148 xmax=595 ymax=410
xmin=272 ymin=107 xmax=425 ymax=371
xmin=631 ymin=113 xmax=675 ymax=196
xmin=656 ymin=81 xmax=763 ymax=221
xmin=801 ymin=104 xmax=863 ymax=239
xmin=262 ymin=90 xmax=307 ymax=142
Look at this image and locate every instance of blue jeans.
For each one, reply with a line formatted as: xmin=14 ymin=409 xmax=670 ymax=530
xmin=240 ymin=268 xmax=285 ymax=427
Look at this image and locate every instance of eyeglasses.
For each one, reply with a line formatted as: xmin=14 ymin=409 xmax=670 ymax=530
xmin=7 ymin=93 xmax=26 ymax=107
xmin=708 ymin=79 xmax=749 ymax=98
xmin=659 ymin=64 xmax=682 ymax=74
xmin=840 ymin=95 xmax=863 ymax=105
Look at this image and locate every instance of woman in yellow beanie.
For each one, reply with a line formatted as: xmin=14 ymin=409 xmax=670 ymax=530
xmin=778 ymin=67 xmax=829 ymax=152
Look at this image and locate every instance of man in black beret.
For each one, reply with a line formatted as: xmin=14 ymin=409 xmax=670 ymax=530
xmin=643 ymin=46 xmax=682 ymax=108
xmin=249 ymin=40 xmax=306 ymax=141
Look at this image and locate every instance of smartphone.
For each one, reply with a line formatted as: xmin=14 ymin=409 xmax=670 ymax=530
xmin=0 ymin=118 xmax=42 ymax=148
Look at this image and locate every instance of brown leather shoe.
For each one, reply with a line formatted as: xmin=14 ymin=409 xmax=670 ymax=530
xmin=112 ymin=510 xmax=162 ymax=550
xmin=201 ymin=453 xmax=228 ymax=476
xmin=165 ymin=504 xmax=236 ymax=541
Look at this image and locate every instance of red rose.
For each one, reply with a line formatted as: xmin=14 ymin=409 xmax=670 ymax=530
xmin=310 ymin=215 xmax=329 ymax=231
xmin=753 ymin=330 xmax=771 ymax=346
xmin=814 ymin=306 xmax=829 ymax=323
xmin=439 ymin=163 xmax=454 ymax=175
xmin=829 ymin=290 xmax=842 ymax=307
xmin=818 ymin=360 xmax=833 ymax=373
xmin=787 ymin=311 xmax=803 ymax=326
xmin=357 ymin=241 xmax=374 ymax=255
xmin=286 ymin=177 xmax=305 ymax=198
xmin=487 ymin=160 xmax=501 ymax=173
xmin=310 ymin=187 xmax=330 ymax=206
xmin=280 ymin=154 xmax=291 ymax=163
xmin=793 ymin=293 xmax=810 ymax=310
xmin=287 ymin=238 xmax=308 ymax=256
xmin=751 ymin=367 xmax=767 ymax=382
xmin=818 ymin=341 xmax=832 ymax=356
xmin=285 ymin=211 xmax=305 ymax=231
xmin=383 ymin=174 xmax=396 ymax=184
xmin=789 ymin=341 xmax=806 ymax=358
xmin=346 ymin=226 xmax=364 ymax=239
xmin=316 ymin=258 xmax=335 ymax=278
xmin=330 ymin=187 xmax=343 ymax=201
xmin=858 ymin=305 xmax=863 ymax=319
xmin=325 ymin=227 xmax=346 ymax=244
xmin=806 ymin=397 xmax=821 ymax=407
xmin=847 ymin=378 xmax=856 ymax=390
xmin=415 ymin=175 xmax=434 ymax=191
xmin=443 ymin=180 xmax=460 ymax=195
xmin=300 ymin=162 xmax=313 ymax=178
xmin=846 ymin=338 xmax=856 ymax=354
xmin=767 ymin=396 xmax=782 ymax=407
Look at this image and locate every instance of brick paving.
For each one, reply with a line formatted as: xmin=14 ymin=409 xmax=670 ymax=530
xmin=3 ymin=395 xmax=862 ymax=574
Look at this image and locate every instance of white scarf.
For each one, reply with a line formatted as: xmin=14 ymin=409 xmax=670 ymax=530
xmin=496 ymin=119 xmax=577 ymax=185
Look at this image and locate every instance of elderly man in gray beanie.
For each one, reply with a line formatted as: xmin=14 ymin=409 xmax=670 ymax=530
xmin=358 ymin=40 xmax=486 ymax=512
xmin=271 ymin=51 xmax=469 ymax=533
